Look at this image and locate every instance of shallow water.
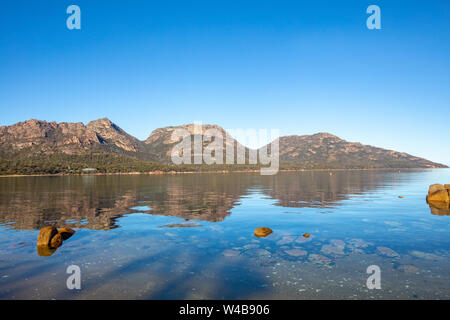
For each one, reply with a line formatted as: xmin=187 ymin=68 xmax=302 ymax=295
xmin=0 ymin=169 xmax=449 ymax=299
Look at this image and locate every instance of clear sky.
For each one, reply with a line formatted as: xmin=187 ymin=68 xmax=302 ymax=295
xmin=0 ymin=1 xmax=449 ymax=165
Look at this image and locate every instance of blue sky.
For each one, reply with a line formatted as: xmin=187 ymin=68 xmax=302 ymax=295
xmin=0 ymin=1 xmax=449 ymax=165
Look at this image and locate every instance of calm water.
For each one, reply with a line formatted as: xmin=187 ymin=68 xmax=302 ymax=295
xmin=0 ymin=169 xmax=449 ymax=299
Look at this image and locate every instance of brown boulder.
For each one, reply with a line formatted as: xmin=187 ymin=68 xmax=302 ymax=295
xmin=37 ymin=226 xmax=58 ymax=246
xmin=429 ymin=184 xmax=445 ymax=194
xmin=36 ymin=245 xmax=57 ymax=257
xmin=254 ymin=227 xmax=273 ymax=238
xmin=58 ymin=227 xmax=75 ymax=240
xmin=427 ymin=184 xmax=449 ymax=203
xmin=50 ymin=233 xmax=63 ymax=248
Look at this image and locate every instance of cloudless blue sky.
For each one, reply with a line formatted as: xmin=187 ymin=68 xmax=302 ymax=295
xmin=0 ymin=0 xmax=449 ymax=164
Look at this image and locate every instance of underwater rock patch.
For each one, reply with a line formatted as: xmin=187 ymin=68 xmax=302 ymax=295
xmin=348 ymin=239 xmax=371 ymax=248
xmin=295 ymin=235 xmax=313 ymax=244
xmin=398 ymin=265 xmax=420 ymax=274
xmin=376 ymin=246 xmax=399 ymax=258
xmin=330 ymin=239 xmax=345 ymax=249
xmin=409 ymin=250 xmax=443 ymax=261
xmin=321 ymin=245 xmax=345 ymax=256
xmin=284 ymin=249 xmax=307 ymax=257
xmin=222 ymin=249 xmax=240 ymax=257
xmin=245 ymin=248 xmax=271 ymax=257
xmin=308 ymin=254 xmax=332 ymax=265
xmin=276 ymin=236 xmax=296 ymax=246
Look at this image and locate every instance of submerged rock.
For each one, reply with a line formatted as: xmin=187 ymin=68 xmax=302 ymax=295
xmin=409 ymin=250 xmax=443 ymax=261
xmin=308 ymin=254 xmax=332 ymax=265
xmin=245 ymin=248 xmax=271 ymax=257
xmin=376 ymin=246 xmax=399 ymax=258
xmin=330 ymin=239 xmax=345 ymax=249
xmin=254 ymin=227 xmax=273 ymax=238
xmin=276 ymin=236 xmax=295 ymax=246
xmin=37 ymin=226 xmax=58 ymax=246
xmin=254 ymin=249 xmax=271 ymax=256
xmin=222 ymin=249 xmax=240 ymax=257
xmin=321 ymin=245 xmax=345 ymax=256
xmin=284 ymin=249 xmax=307 ymax=257
xmin=243 ymin=244 xmax=259 ymax=249
xmin=398 ymin=265 xmax=420 ymax=274
xmin=348 ymin=239 xmax=371 ymax=248
xmin=295 ymin=235 xmax=313 ymax=244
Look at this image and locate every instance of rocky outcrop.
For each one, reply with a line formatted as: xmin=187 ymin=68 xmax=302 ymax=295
xmin=426 ymin=184 xmax=450 ymax=203
xmin=0 ymin=118 xmax=146 ymax=157
xmin=37 ymin=226 xmax=58 ymax=246
xmin=86 ymin=118 xmax=146 ymax=153
xmin=268 ymin=133 xmax=447 ymax=168
xmin=427 ymin=184 xmax=450 ymax=216
xmin=36 ymin=226 xmax=75 ymax=256
xmin=254 ymin=227 xmax=273 ymax=238
xmin=144 ymin=124 xmax=250 ymax=164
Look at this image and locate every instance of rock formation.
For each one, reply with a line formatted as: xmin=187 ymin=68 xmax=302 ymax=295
xmin=427 ymin=184 xmax=450 ymax=215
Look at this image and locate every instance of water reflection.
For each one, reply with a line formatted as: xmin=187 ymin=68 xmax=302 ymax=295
xmin=0 ymin=171 xmax=397 ymax=231
xmin=428 ymin=201 xmax=450 ymax=216
xmin=0 ymin=171 xmax=422 ymax=230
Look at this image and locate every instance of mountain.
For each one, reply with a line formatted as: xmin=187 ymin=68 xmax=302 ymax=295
xmin=0 ymin=118 xmax=143 ymax=155
xmin=144 ymin=123 xmax=250 ymax=164
xmin=0 ymin=118 xmax=447 ymax=174
xmin=270 ymin=132 xmax=445 ymax=169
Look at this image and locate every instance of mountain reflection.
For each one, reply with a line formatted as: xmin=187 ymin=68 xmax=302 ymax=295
xmin=0 ymin=171 xmax=398 ymax=230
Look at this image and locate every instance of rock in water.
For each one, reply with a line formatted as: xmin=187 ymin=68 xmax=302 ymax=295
xmin=284 ymin=249 xmax=307 ymax=257
xmin=376 ymin=246 xmax=399 ymax=258
xmin=254 ymin=227 xmax=273 ymax=238
xmin=222 ymin=249 xmax=240 ymax=257
xmin=50 ymin=233 xmax=63 ymax=248
xmin=398 ymin=265 xmax=419 ymax=274
xmin=308 ymin=254 xmax=332 ymax=265
xmin=429 ymin=184 xmax=445 ymax=194
xmin=409 ymin=250 xmax=443 ymax=261
xmin=58 ymin=227 xmax=75 ymax=240
xmin=321 ymin=245 xmax=345 ymax=256
xmin=426 ymin=184 xmax=450 ymax=203
xmin=428 ymin=200 xmax=450 ymax=216
xmin=36 ymin=245 xmax=57 ymax=257
xmin=330 ymin=239 xmax=346 ymax=249
xmin=37 ymin=226 xmax=58 ymax=246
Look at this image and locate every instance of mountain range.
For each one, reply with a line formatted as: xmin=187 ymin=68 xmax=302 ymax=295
xmin=0 ymin=118 xmax=446 ymax=174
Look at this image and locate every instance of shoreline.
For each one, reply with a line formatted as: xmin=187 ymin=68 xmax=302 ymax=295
xmin=0 ymin=167 xmax=444 ymax=178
